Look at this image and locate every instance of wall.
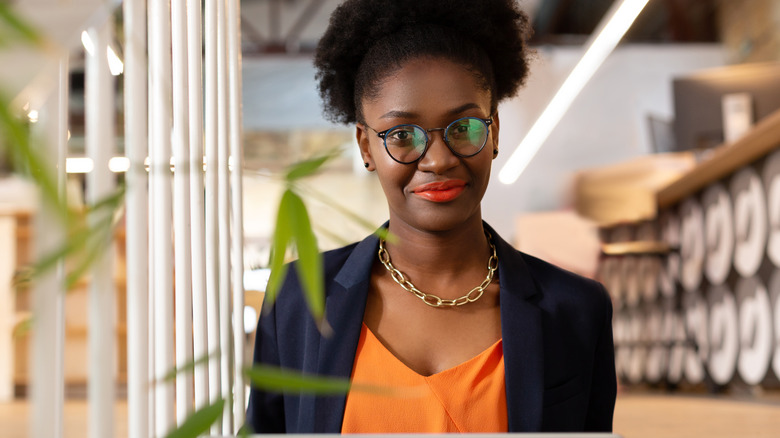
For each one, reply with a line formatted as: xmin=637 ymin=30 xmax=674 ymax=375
xmin=485 ymin=44 xmax=726 ymax=240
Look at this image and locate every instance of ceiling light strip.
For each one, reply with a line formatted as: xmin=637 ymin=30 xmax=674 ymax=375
xmin=498 ymin=0 xmax=651 ymax=185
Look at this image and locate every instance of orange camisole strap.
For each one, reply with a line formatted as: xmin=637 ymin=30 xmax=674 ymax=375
xmin=341 ymin=323 xmax=507 ymax=433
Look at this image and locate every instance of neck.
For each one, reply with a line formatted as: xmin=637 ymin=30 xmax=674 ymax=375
xmin=381 ymin=216 xmax=494 ymax=297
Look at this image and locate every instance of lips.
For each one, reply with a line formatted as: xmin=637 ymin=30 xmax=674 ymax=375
xmin=411 ymin=180 xmax=467 ymax=202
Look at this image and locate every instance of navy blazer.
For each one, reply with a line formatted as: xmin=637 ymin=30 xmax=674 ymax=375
xmin=246 ymin=224 xmax=616 ymax=433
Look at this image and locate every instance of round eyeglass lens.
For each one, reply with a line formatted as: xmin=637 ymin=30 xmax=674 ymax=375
xmin=385 ymin=125 xmax=428 ymax=163
xmin=445 ymin=118 xmax=489 ymax=156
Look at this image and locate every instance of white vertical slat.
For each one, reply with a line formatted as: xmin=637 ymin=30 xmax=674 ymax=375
xmin=227 ymin=0 xmax=246 ymax=426
xmin=217 ymin=0 xmax=233 ymax=431
xmin=123 ymin=0 xmax=150 ymax=436
xmin=187 ymin=0 xmax=210 ymax=411
xmin=53 ymin=54 xmax=69 ymax=438
xmin=204 ymin=0 xmax=223 ymax=432
xmin=30 ymin=52 xmax=69 ymax=438
xmin=86 ymin=22 xmax=116 ymax=438
xmin=149 ymin=0 xmax=175 ymax=434
xmin=0 ymin=217 xmax=15 ymax=403
xmin=147 ymin=17 xmax=157 ymax=433
xmin=171 ymin=0 xmax=195 ymax=424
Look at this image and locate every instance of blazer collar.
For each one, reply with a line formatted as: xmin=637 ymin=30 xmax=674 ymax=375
xmin=313 ymin=232 xmax=379 ymax=432
xmin=490 ymin=226 xmax=545 ymax=432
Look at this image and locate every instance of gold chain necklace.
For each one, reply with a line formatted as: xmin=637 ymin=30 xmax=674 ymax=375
xmin=377 ymin=231 xmax=498 ymax=308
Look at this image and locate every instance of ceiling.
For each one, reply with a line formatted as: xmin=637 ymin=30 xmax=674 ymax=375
xmin=239 ymin=0 xmax=721 ymax=56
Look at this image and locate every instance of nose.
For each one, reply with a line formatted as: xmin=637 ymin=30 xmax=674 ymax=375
xmin=417 ymin=129 xmax=459 ymax=174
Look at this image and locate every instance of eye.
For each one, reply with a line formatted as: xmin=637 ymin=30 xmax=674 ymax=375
xmin=385 ymin=126 xmax=421 ymax=148
xmin=390 ymin=130 xmax=411 ymax=140
xmin=449 ymin=121 xmax=473 ymax=138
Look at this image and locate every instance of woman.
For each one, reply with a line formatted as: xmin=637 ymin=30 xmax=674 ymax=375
xmin=246 ymin=0 xmax=616 ymax=433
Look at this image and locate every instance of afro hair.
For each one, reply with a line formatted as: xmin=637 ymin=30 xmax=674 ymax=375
xmin=314 ymin=0 xmax=533 ymax=124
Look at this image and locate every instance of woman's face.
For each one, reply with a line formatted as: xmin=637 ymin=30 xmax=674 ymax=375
xmin=356 ymin=56 xmax=499 ymax=234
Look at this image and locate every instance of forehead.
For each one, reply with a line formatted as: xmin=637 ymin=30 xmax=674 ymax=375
xmin=362 ymin=57 xmax=492 ymax=121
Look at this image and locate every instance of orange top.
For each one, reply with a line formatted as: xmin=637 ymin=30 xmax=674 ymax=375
xmin=342 ymin=323 xmax=507 ymax=433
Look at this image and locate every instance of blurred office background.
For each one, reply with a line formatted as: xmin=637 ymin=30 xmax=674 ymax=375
xmin=2 ymin=0 xmax=780 ymax=437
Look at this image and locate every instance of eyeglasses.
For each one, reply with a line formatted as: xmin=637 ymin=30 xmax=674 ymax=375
xmin=366 ymin=116 xmax=494 ymax=164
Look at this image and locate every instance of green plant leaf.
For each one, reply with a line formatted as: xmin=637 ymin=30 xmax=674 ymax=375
xmin=164 ymin=398 xmax=225 ymax=438
xmin=265 ymin=189 xmax=294 ymax=308
xmin=0 ymin=93 xmax=65 ymax=220
xmin=286 ymin=191 xmax=325 ymax=322
xmin=244 ymin=365 xmax=409 ymax=397
xmin=0 ymin=3 xmax=44 ymax=46
xmin=292 ymin=182 xmax=396 ymax=244
xmin=85 ymin=183 xmax=127 ymax=215
xmin=284 ymin=148 xmax=342 ymax=181
xmin=12 ymin=316 xmax=32 ymax=338
xmin=284 ymin=155 xmax=331 ymax=181
xmin=156 ymin=350 xmax=221 ymax=384
xmin=64 ymin=219 xmax=116 ymax=290
xmin=244 ymin=365 xmax=351 ymax=395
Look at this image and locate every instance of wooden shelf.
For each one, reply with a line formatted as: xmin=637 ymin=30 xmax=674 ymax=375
xmin=657 ymin=108 xmax=780 ymax=208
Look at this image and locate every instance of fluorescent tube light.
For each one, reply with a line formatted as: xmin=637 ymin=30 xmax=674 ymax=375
xmin=498 ymin=0 xmax=650 ymax=185
xmin=107 ymin=46 xmax=124 ymax=76
xmin=67 ymin=157 xmax=94 ymax=174
xmin=81 ymin=30 xmax=95 ymax=56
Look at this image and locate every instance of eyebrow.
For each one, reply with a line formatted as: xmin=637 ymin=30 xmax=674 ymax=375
xmin=379 ymin=103 xmax=484 ymax=120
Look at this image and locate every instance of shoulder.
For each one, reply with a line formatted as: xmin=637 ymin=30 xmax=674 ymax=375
xmin=274 ymin=234 xmax=377 ymax=306
xmin=489 ymin=226 xmax=610 ymax=320
xmin=524 ymin=251 xmax=609 ymax=312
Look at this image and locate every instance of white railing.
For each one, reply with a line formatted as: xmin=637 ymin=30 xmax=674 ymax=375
xmin=20 ymin=0 xmax=247 ymax=436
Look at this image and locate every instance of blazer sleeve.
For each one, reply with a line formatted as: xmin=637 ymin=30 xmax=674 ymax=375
xmin=245 ymin=292 xmax=286 ymax=433
xmin=584 ymin=283 xmax=617 ymax=431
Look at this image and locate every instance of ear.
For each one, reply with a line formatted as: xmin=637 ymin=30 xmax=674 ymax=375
xmin=490 ymin=112 xmax=500 ymax=159
xmin=356 ymin=123 xmax=375 ymax=171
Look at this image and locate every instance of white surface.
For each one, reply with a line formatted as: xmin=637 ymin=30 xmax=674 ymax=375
xmin=707 ymin=286 xmax=739 ymax=386
xmin=763 ymin=149 xmax=780 ymax=267
xmin=187 ymin=0 xmax=210 ymax=415
xmin=645 ymin=304 xmax=666 ymax=384
xmin=228 ymin=0 xmax=246 ymax=427
xmin=172 ymin=0 xmax=195 ymax=424
xmin=659 ymin=211 xmax=681 ymax=298
xmin=149 ymin=0 xmax=176 ymax=432
xmin=736 ymin=276 xmax=772 ymax=385
xmin=217 ymin=0 xmax=234 ymax=431
xmin=85 ymin=22 xmax=116 ymax=438
xmin=731 ymin=168 xmax=768 ymax=278
xmin=680 ymin=198 xmax=705 ymax=293
xmin=122 ymin=0 xmax=149 ymax=436
xmin=683 ymin=291 xmax=708 ymax=384
xmin=664 ymin=306 xmax=686 ymax=384
xmin=771 ymin=270 xmax=780 ymax=380
xmin=205 ymin=0 xmax=224 ymax=433
xmin=702 ymin=184 xmax=734 ymax=285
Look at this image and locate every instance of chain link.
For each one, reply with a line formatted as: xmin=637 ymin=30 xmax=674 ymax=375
xmin=377 ymin=231 xmax=498 ymax=308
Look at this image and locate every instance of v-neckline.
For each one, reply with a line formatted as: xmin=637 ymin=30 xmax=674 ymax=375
xmin=360 ymin=322 xmax=503 ymax=378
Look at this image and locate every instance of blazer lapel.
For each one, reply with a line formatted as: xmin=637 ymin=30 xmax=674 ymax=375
xmin=493 ymin=230 xmax=544 ymax=432
xmin=311 ymin=234 xmax=378 ymax=432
